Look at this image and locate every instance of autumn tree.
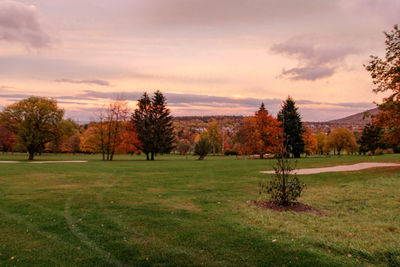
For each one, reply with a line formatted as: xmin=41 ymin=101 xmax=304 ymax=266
xmin=326 ymin=128 xmax=357 ymax=156
xmin=133 ymin=91 xmax=175 ymax=160
xmin=116 ymin=121 xmax=141 ymax=155
xmin=48 ymin=118 xmax=79 ymax=153
xmin=255 ymin=103 xmax=282 ymax=158
xmin=366 ymin=25 xmax=400 ymax=145
xmin=277 ymin=97 xmax=305 ymax=158
xmin=235 ymin=117 xmax=262 ymax=157
xmin=0 ymin=97 xmax=64 ymax=160
xmin=80 ymin=125 xmax=101 ymax=153
xmin=65 ymin=134 xmax=81 ymax=154
xmin=0 ymin=125 xmax=16 ymax=152
xmin=315 ymin=132 xmax=327 ymax=155
xmin=206 ymin=120 xmax=222 ymax=154
xmin=302 ymin=127 xmax=317 ymax=156
xmin=96 ymin=100 xmax=131 ymax=160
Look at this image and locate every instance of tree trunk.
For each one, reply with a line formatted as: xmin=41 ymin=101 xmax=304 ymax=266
xmin=146 ymin=152 xmax=149 ymax=161
xmin=151 ymin=152 xmax=154 ymax=160
xmin=28 ymin=150 xmax=34 ymax=160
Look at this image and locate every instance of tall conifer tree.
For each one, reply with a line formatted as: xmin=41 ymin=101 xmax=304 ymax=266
xmin=133 ymin=91 xmax=175 ymax=160
xmin=277 ymin=97 xmax=304 ymax=158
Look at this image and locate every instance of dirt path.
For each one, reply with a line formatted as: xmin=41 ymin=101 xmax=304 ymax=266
xmin=260 ymin=162 xmax=400 ymax=175
xmin=0 ymin=160 xmax=88 ymax=164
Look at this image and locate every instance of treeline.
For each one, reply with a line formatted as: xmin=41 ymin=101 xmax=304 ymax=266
xmin=0 ymin=94 xmax=398 ymax=160
xmin=0 ymin=91 xmax=174 ymax=160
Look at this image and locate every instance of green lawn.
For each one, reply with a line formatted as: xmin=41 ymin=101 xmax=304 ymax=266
xmin=0 ymin=153 xmax=399 ymax=266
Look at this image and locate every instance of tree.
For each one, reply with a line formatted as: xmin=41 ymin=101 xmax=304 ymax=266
xmin=358 ymin=123 xmax=383 ymax=155
xmin=302 ymin=127 xmax=317 ymax=156
xmin=80 ymin=125 xmax=101 ymax=153
xmin=326 ymin=128 xmax=357 ymax=156
xmin=132 ymin=92 xmax=153 ymax=160
xmin=65 ymin=134 xmax=81 ymax=154
xmin=206 ymin=120 xmax=222 ymax=154
xmin=194 ymin=135 xmax=212 ymax=160
xmin=277 ymin=97 xmax=305 ymax=158
xmin=151 ymin=91 xmax=175 ymax=157
xmin=48 ymin=118 xmax=78 ymax=153
xmin=96 ymin=100 xmax=131 ymax=161
xmin=235 ymin=117 xmax=262 ymax=157
xmin=0 ymin=97 xmax=64 ymax=160
xmin=176 ymin=139 xmax=192 ymax=156
xmin=366 ymin=25 xmax=400 ymax=145
xmin=133 ymin=91 xmax=175 ymax=160
xmin=255 ymin=103 xmax=282 ymax=158
xmin=0 ymin=125 xmax=16 ymax=152
xmin=315 ymin=132 xmax=327 ymax=155
xmin=259 ymin=148 xmax=306 ymax=206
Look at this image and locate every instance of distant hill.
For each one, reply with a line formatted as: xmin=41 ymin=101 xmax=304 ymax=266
xmin=326 ymin=108 xmax=379 ymax=125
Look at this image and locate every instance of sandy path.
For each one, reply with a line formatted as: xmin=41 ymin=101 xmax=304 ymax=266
xmin=0 ymin=160 xmax=88 ymax=164
xmin=260 ymin=162 xmax=400 ymax=175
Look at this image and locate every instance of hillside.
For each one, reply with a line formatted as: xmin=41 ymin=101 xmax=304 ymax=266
xmin=326 ymin=108 xmax=379 ymax=125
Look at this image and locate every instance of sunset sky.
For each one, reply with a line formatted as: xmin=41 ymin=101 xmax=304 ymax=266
xmin=0 ymin=0 xmax=399 ymax=122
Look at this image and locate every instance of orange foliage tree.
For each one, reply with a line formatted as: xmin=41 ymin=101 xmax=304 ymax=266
xmin=235 ymin=103 xmax=282 ymax=158
xmin=302 ymin=127 xmax=317 ymax=156
xmin=326 ymin=128 xmax=358 ymax=156
xmin=80 ymin=101 xmax=141 ymax=159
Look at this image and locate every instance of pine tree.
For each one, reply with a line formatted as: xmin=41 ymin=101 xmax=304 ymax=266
xmin=151 ymin=91 xmax=175 ymax=159
xmin=277 ymin=97 xmax=305 ymax=158
xmin=133 ymin=93 xmax=153 ymax=160
xmin=133 ymin=91 xmax=175 ymax=160
xmin=358 ymin=123 xmax=383 ymax=155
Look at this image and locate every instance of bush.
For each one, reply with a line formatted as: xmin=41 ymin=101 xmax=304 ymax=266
xmin=259 ymin=156 xmax=306 ymax=206
xmin=384 ymin=148 xmax=394 ymax=154
xmin=224 ymin=150 xmax=238 ymax=156
xmin=374 ymin=148 xmax=384 ymax=155
xmin=194 ymin=136 xmax=212 ymax=160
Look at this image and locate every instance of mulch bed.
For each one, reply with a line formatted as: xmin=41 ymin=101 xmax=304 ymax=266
xmin=253 ymin=200 xmax=321 ymax=215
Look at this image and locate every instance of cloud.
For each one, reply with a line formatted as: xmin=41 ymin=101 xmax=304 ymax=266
xmin=271 ymin=35 xmax=360 ymax=81
xmin=54 ymin=79 xmax=111 ymax=86
xmin=0 ymin=0 xmax=50 ymax=48
xmin=281 ymin=67 xmax=334 ymax=81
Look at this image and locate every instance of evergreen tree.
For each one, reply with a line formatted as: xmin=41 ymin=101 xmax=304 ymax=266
xmin=277 ymin=97 xmax=304 ymax=158
xmin=151 ymin=91 xmax=175 ymax=159
xmin=133 ymin=93 xmax=153 ymax=160
xmin=358 ymin=123 xmax=383 ymax=155
xmin=133 ymin=91 xmax=175 ymax=160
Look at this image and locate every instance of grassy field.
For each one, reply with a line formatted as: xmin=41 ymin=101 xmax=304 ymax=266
xmin=0 ymin=153 xmax=399 ymax=266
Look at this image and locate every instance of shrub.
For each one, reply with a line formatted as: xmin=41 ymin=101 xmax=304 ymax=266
xmin=384 ymin=148 xmax=394 ymax=154
xmin=259 ymin=156 xmax=306 ymax=206
xmin=194 ymin=136 xmax=212 ymax=160
xmin=224 ymin=150 xmax=238 ymax=156
xmin=374 ymin=148 xmax=384 ymax=155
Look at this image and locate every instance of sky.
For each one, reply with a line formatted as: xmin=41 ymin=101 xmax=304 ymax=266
xmin=0 ymin=0 xmax=399 ymax=122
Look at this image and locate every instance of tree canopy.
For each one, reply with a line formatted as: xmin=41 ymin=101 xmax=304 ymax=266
xmin=366 ymin=24 xmax=400 ymax=144
xmin=0 ymin=96 xmax=64 ymax=160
